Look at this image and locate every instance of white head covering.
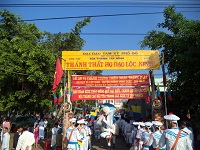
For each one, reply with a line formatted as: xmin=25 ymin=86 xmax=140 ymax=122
xmin=133 ymin=122 xmax=139 ymax=126
xmin=152 ymin=121 xmax=163 ymax=126
xmin=139 ymin=122 xmax=145 ymax=127
xmin=102 ymin=106 xmax=110 ymax=115
xmin=164 ymin=114 xmax=180 ymax=123
xmin=77 ymin=119 xmax=85 ymax=124
xmin=145 ymin=122 xmax=153 ymax=127
xmin=69 ymin=118 xmax=76 ymax=123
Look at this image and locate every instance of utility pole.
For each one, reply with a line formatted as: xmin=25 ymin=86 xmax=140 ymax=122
xmin=149 ymin=70 xmax=157 ymax=120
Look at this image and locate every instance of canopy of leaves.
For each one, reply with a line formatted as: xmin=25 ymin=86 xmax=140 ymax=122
xmin=0 ymin=9 xmax=102 ymax=117
xmin=140 ymin=5 xmax=200 ymax=124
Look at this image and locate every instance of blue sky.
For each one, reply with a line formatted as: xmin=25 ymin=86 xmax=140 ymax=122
xmin=1 ymin=0 xmax=200 ymax=76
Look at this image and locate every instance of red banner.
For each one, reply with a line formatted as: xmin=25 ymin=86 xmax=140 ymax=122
xmin=71 ymin=87 xmax=147 ymax=101
xmin=71 ymin=74 xmax=149 ymax=86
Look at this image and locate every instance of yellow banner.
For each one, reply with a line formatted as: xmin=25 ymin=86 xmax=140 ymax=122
xmin=62 ymin=50 xmax=160 ymax=70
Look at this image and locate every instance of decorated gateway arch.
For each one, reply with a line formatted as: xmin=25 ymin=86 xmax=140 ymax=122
xmin=60 ymin=50 xmax=160 ymax=149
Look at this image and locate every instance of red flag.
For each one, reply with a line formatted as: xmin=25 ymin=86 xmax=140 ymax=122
xmin=52 ymin=58 xmax=64 ymax=93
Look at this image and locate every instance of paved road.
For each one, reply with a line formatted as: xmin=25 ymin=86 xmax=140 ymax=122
xmin=91 ymin=135 xmax=130 ymax=150
xmin=9 ymin=133 xmax=130 ymax=150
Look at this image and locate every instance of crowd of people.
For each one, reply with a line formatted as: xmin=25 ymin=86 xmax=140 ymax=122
xmin=59 ymin=111 xmax=194 ymax=150
xmin=0 ymin=112 xmax=195 ymax=150
xmin=0 ymin=117 xmax=50 ymax=150
xmin=109 ymin=113 xmax=194 ymax=150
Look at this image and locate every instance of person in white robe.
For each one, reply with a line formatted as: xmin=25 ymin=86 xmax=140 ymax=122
xmin=148 ymin=121 xmax=166 ymax=150
xmin=140 ymin=122 xmax=153 ymax=150
xmin=16 ymin=126 xmax=35 ymax=150
xmin=94 ymin=117 xmax=101 ymax=141
xmin=84 ymin=121 xmax=92 ymax=150
xmin=133 ymin=122 xmax=145 ymax=150
xmin=77 ymin=119 xmax=87 ymax=150
xmin=66 ymin=118 xmax=80 ymax=150
xmin=124 ymin=119 xmax=133 ymax=147
xmin=130 ymin=121 xmax=140 ymax=149
xmin=180 ymin=121 xmax=194 ymax=149
xmin=159 ymin=113 xmax=193 ymax=150
xmin=39 ymin=119 xmax=45 ymax=140
xmin=51 ymin=123 xmax=59 ymax=147
xmin=1 ymin=127 xmax=10 ymax=150
xmin=112 ymin=120 xmax=119 ymax=149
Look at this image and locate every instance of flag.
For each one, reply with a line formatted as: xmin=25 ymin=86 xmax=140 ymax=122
xmin=167 ymin=86 xmax=172 ymax=101
xmin=90 ymin=111 xmax=97 ymax=122
xmin=146 ymin=87 xmax=151 ymax=104
xmin=83 ymin=105 xmax=87 ymax=116
xmin=58 ymin=88 xmax=63 ymax=104
xmin=162 ymin=53 xmax=167 ymax=86
xmin=52 ymin=58 xmax=64 ymax=93
xmin=157 ymin=85 xmax=161 ymax=100
xmin=78 ymin=140 xmax=83 ymax=146
xmin=131 ymin=105 xmax=141 ymax=120
xmin=53 ymin=93 xmax=58 ymax=105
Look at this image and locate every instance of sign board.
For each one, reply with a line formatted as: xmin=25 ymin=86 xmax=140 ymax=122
xmin=71 ymin=87 xmax=147 ymax=101
xmin=72 ymin=74 xmax=150 ymax=86
xmin=62 ymin=50 xmax=160 ymax=70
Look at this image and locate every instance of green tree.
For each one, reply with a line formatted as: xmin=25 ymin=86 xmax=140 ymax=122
xmin=0 ymin=9 xmax=55 ymax=116
xmin=0 ymin=10 xmax=102 ymax=117
xmin=140 ymin=6 xmax=200 ymax=124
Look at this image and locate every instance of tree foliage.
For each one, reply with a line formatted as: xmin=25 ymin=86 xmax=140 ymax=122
xmin=140 ymin=6 xmax=200 ymax=124
xmin=0 ymin=9 xmax=102 ymax=117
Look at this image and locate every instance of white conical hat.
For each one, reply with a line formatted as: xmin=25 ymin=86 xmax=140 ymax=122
xmin=133 ymin=122 xmax=139 ymax=125
xmin=69 ymin=118 xmax=76 ymax=123
xmin=164 ymin=114 xmax=180 ymax=122
xmin=139 ymin=122 xmax=145 ymax=126
xmin=77 ymin=119 xmax=85 ymax=124
xmin=152 ymin=121 xmax=163 ymax=126
xmin=145 ymin=122 xmax=153 ymax=127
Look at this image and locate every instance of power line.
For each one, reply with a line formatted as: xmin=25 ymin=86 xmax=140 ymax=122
xmin=79 ymin=33 xmax=172 ymax=36
xmin=1 ymin=1 xmax=200 ymax=6
xmin=1 ymin=4 xmax=200 ymax=8
xmin=21 ymin=10 xmax=200 ymax=22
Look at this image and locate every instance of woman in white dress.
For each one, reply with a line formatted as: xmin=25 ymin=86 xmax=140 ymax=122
xmin=39 ymin=119 xmax=45 ymax=140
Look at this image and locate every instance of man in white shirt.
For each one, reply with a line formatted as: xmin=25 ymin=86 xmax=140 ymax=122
xmin=1 ymin=127 xmax=10 ymax=150
xmin=51 ymin=123 xmax=59 ymax=147
xmin=159 ymin=113 xmax=193 ymax=150
xmin=16 ymin=126 xmax=35 ymax=150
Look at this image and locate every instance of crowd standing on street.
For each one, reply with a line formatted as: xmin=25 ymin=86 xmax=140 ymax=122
xmin=0 ymin=111 xmax=196 ymax=150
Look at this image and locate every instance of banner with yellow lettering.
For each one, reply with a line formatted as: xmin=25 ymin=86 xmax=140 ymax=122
xmin=71 ymin=87 xmax=146 ymax=101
